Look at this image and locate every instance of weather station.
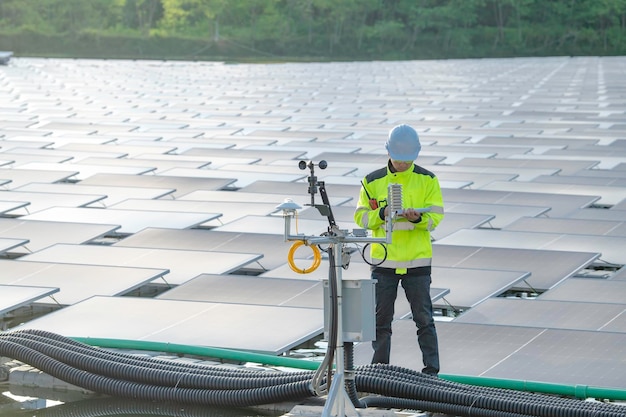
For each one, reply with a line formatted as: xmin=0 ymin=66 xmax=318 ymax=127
xmin=277 ymin=159 xmax=405 ymax=417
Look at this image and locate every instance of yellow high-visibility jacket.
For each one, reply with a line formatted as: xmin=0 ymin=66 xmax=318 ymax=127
xmin=354 ymin=161 xmax=444 ymax=274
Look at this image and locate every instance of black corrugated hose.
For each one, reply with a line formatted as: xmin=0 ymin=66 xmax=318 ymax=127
xmin=1 ymin=329 xmax=626 ymax=416
xmin=0 ymin=330 xmax=315 ymax=407
xmin=355 ymin=364 xmax=626 ymax=417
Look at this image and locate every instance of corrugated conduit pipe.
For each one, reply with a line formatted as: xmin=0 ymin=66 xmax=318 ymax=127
xmin=355 ymin=363 xmax=626 ymax=417
xmin=0 ymin=329 xmax=316 ymax=406
xmin=2 ymin=329 xmax=626 ymax=416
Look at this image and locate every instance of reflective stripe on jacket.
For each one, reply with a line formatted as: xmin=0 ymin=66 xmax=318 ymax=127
xmin=354 ymin=160 xmax=444 ymax=274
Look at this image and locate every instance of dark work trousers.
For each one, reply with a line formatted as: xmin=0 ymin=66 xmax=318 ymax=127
xmin=370 ymin=268 xmax=440 ymax=375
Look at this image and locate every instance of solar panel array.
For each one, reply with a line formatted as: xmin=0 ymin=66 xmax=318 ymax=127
xmin=1 ymin=56 xmax=626 ymax=389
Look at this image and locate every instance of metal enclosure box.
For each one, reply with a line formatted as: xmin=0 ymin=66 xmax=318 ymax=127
xmin=323 ymin=278 xmax=376 ymax=342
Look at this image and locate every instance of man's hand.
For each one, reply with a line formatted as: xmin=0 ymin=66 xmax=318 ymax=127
xmin=383 ymin=207 xmax=422 ymax=222
xmin=400 ymin=208 xmax=422 ymax=222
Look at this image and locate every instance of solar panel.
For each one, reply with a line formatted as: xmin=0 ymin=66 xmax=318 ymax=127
xmin=0 ymin=200 xmax=29 ymax=214
xmin=353 ymin=320 xmax=544 ymax=376
xmin=211 ymin=214 xmax=352 ymax=236
xmin=109 ymin=199 xmax=282 ymax=228
xmin=162 ymin=136 xmax=278 ymax=148
xmin=6 ymin=147 xmax=128 ymax=162
xmin=445 ymin=202 xmax=550 ymax=229
xmin=57 ymin=142 xmax=177 ymax=157
xmin=157 ymin=273 xmax=324 ymax=309
xmin=442 ymin=188 xmax=600 ymax=217
xmin=453 ymin=157 xmax=600 ymax=175
xmin=180 ymin=147 xmax=308 ymax=164
xmin=612 ymin=268 xmax=626 ymax=280
xmin=177 ymin=189 xmax=352 ymax=207
xmin=240 ymin=180 xmax=361 ymax=200
xmin=78 ymin=173 xmax=236 ymax=197
xmin=76 ymin=156 xmax=207 ymax=173
xmin=114 ymin=228 xmax=303 ymax=271
xmin=0 ymin=140 xmax=54 ymax=151
xmin=453 ymin=297 xmax=626 ymax=332
xmin=435 ymin=229 xmax=625 ymax=265
xmin=535 ymin=150 xmax=626 ymax=170
xmin=567 ymin=208 xmax=626 ymax=222
xmin=12 ymin=295 xmax=324 ymax=355
xmin=612 ymin=200 xmax=626 ymax=210
xmin=21 ymin=207 xmax=217 ymax=235
xmin=573 ymin=169 xmax=626 ymax=180
xmin=19 ymin=244 xmax=264 ymax=286
xmin=0 ymin=260 xmax=167 ymax=305
xmin=234 ymin=146 xmax=362 ymax=162
xmin=15 ymin=182 xmax=174 ymax=207
xmin=0 ymin=284 xmax=59 ymax=315
xmin=474 ymin=136 xmax=599 ymax=149
xmin=539 ymin=278 xmax=626 ymax=304
xmin=0 ymin=218 xmax=118 ymax=255
xmin=157 ymin=167 xmax=306 ymax=189
xmin=0 ymin=168 xmax=77 ymax=190
xmin=132 ymin=153 xmax=261 ymax=169
xmin=426 ymin=171 xmax=517 ymax=188
xmin=0 ymin=190 xmax=107 ymax=215
xmin=532 ymin=174 xmax=626 ymax=187
xmin=431 ymin=267 xmax=529 ymax=310
xmin=13 ymin=162 xmax=156 ymax=180
xmin=481 ymin=180 xmax=626 ymax=206
xmin=218 ymin=162 xmax=358 ymax=178
xmin=0 ymin=238 xmax=29 ymax=255
xmin=481 ymin=328 xmax=626 ymax=388
xmin=503 ymin=216 xmax=626 ymax=237
xmin=432 ymin=244 xmax=600 ymax=291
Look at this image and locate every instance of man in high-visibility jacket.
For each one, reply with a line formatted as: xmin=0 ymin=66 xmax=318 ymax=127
xmin=354 ymin=124 xmax=444 ymax=376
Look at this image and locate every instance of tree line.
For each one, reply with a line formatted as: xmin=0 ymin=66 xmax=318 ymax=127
xmin=1 ymin=0 xmax=625 ymax=61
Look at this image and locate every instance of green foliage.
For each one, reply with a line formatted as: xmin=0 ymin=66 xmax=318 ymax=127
xmin=1 ymin=0 xmax=625 ymax=60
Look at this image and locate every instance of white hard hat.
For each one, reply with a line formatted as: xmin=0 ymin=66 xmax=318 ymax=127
xmin=385 ymin=124 xmax=421 ymax=161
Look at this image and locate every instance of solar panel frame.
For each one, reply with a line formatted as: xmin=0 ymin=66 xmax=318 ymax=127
xmin=114 ymin=228 xmax=304 ymax=271
xmin=453 ymin=297 xmax=626 ymax=332
xmin=442 ymin=188 xmax=600 ymax=217
xmin=539 ymin=278 xmax=626 ymax=304
xmin=12 ymin=295 xmax=324 ymax=355
xmin=480 ymin=180 xmax=626 ymax=205
xmin=78 ymin=173 xmax=236 ymax=198
xmin=0 ymin=218 xmax=119 ymax=254
xmin=0 ymin=168 xmax=81 ymax=189
xmin=157 ymin=273 xmax=325 ymax=308
xmin=18 ymin=243 xmax=264 ymax=285
xmin=504 ymin=216 xmax=626 ymax=237
xmin=21 ymin=206 xmax=218 ymax=235
xmin=0 ymin=238 xmax=29 ymax=255
xmin=15 ymin=182 xmax=175 ymax=207
xmin=435 ymin=229 xmax=626 ymax=265
xmin=432 ymin=244 xmax=600 ymax=291
xmin=0 ymin=284 xmax=59 ymax=316
xmin=0 ymin=260 xmax=167 ymax=305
